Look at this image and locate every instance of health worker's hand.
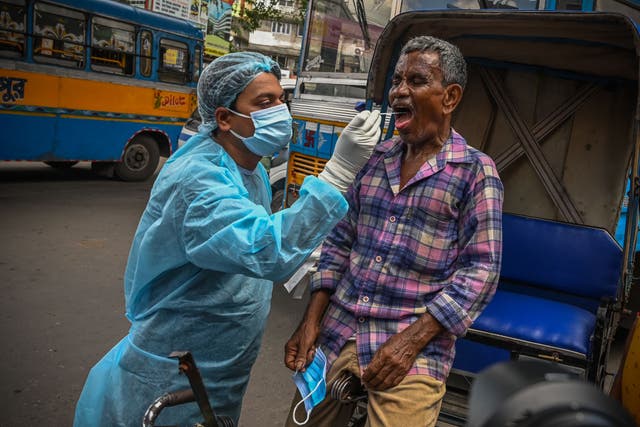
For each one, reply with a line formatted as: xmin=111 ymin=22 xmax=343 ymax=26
xmin=284 ymin=320 xmax=320 ymax=372
xmin=318 ymin=110 xmax=381 ymax=193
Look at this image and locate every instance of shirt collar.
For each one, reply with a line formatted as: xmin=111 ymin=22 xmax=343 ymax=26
xmin=375 ymin=128 xmax=472 ymax=165
xmin=377 ymin=128 xmax=472 ymax=193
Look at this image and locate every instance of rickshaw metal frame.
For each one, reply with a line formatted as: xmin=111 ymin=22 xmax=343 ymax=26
xmin=366 ymin=10 xmax=640 ymax=386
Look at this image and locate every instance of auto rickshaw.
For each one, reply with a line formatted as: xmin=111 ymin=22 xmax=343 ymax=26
xmin=367 ymin=8 xmax=640 ymax=424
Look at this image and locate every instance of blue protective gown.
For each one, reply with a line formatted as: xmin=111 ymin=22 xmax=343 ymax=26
xmin=74 ymin=133 xmax=348 ymax=427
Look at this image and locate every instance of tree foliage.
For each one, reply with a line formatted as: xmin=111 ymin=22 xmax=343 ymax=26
xmin=233 ymin=0 xmax=308 ymax=33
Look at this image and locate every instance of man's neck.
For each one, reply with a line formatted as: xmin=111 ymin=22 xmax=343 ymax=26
xmin=405 ymin=142 xmax=443 ymax=164
xmin=404 ymin=127 xmax=451 ymax=163
xmin=213 ymin=130 xmax=261 ymax=170
xmin=399 ymin=128 xmax=450 ymax=189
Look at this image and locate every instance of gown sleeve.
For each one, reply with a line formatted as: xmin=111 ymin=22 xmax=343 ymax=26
xmin=179 ymin=160 xmax=348 ymax=283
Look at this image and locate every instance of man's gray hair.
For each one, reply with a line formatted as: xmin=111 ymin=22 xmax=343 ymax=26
xmin=400 ymin=36 xmax=467 ymax=89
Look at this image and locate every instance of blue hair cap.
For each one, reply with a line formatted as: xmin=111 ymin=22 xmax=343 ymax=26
xmin=197 ymin=52 xmax=281 ymax=133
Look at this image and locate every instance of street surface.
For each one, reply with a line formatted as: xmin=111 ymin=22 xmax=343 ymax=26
xmin=1 ymin=161 xmax=630 ymax=427
xmin=0 ymin=161 xmax=304 ymax=427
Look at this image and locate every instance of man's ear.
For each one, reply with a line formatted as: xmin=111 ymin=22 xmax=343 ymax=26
xmin=215 ymin=107 xmax=232 ymax=132
xmin=443 ymin=83 xmax=463 ymax=115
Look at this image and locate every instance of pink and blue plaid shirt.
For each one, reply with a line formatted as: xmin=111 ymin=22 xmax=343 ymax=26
xmin=311 ymin=129 xmax=503 ymax=382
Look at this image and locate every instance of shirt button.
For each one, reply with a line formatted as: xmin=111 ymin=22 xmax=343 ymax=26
xmin=362 ymin=296 xmax=370 ymax=303
xmin=358 ymin=317 xmax=365 ymax=323
xmin=389 ymin=216 xmax=396 ymax=223
xmin=375 ymin=255 xmax=382 ymax=263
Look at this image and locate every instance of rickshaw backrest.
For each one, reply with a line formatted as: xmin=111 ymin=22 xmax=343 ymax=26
xmin=501 ymin=213 xmax=622 ymax=310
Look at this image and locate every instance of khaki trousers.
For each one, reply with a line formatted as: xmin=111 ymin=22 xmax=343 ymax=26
xmin=284 ymin=342 xmax=445 ymax=427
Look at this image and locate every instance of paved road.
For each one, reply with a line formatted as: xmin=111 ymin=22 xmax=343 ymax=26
xmin=2 ymin=161 xmax=631 ymax=427
xmin=0 ymin=161 xmax=305 ymax=427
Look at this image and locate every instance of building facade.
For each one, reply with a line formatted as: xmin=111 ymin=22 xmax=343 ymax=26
xmin=123 ymin=0 xmax=302 ymax=69
xmin=245 ymin=0 xmax=302 ymax=74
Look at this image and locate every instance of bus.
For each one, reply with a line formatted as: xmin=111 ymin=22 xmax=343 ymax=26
xmin=284 ymin=0 xmax=640 ymax=203
xmin=0 ymin=0 xmax=204 ymax=181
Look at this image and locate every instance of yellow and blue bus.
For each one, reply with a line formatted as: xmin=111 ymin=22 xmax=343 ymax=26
xmin=0 ymin=0 xmax=204 ymax=180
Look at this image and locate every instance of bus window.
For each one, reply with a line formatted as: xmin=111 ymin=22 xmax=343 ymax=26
xmin=400 ymin=0 xmax=539 ymax=13
xmin=158 ymin=38 xmax=189 ymax=84
xmin=193 ymin=45 xmax=202 ymax=81
xmin=555 ymin=0 xmax=584 ymax=9
xmin=303 ymin=0 xmax=392 ymax=74
xmin=297 ymin=81 xmax=366 ymax=99
xmin=400 ymin=0 xmax=476 ymax=11
xmin=33 ymin=2 xmax=85 ymax=68
xmin=140 ymin=30 xmax=152 ymax=77
xmin=91 ymin=16 xmax=135 ymax=76
xmin=0 ymin=0 xmax=26 ymax=59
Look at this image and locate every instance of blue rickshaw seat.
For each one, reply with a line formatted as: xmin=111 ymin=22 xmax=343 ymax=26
xmin=470 ymin=290 xmax=596 ymax=357
xmin=456 ymin=213 xmax=623 ymax=377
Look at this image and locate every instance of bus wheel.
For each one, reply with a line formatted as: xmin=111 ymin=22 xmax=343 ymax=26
xmin=115 ymin=135 xmax=160 ymax=182
xmin=44 ymin=161 xmax=78 ymax=169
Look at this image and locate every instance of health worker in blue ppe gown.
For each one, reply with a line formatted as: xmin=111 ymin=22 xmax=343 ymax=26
xmin=73 ymin=52 xmax=382 ymax=427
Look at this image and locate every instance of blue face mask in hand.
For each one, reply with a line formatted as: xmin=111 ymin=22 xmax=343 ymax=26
xmin=228 ymin=103 xmax=292 ymax=157
xmin=291 ymin=347 xmax=328 ymax=425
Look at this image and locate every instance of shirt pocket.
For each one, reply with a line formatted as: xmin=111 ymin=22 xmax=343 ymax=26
xmin=400 ymin=206 xmax=457 ymax=275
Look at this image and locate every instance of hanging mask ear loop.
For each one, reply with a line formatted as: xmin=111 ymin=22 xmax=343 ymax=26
xmin=226 ymin=108 xmax=251 ymax=142
xmin=292 ymin=376 xmax=325 ymax=426
xmin=227 ymin=108 xmax=250 ymax=118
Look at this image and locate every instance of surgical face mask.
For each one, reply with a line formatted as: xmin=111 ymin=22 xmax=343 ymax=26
xmin=228 ymin=103 xmax=292 ymax=157
xmin=291 ymin=347 xmax=327 ymax=425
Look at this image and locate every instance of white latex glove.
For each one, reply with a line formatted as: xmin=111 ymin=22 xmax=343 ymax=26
xmin=318 ymin=110 xmax=381 ymax=193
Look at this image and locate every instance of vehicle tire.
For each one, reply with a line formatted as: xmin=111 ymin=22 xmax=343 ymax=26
xmin=271 ymin=179 xmax=285 ymax=213
xmin=114 ymin=135 xmax=160 ymax=182
xmin=44 ymin=161 xmax=78 ymax=168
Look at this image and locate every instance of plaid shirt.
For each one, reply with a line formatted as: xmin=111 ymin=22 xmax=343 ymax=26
xmin=311 ymin=129 xmax=503 ymax=382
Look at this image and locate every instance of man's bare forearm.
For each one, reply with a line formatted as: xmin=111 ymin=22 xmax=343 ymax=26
xmin=399 ymin=311 xmax=444 ymax=353
xmin=302 ymin=289 xmax=331 ymax=325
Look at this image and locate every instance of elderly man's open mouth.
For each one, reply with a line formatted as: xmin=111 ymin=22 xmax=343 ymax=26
xmin=392 ymin=104 xmax=413 ymax=130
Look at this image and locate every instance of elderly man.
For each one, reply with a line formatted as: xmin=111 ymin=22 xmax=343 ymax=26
xmin=284 ymin=36 xmax=503 ymax=427
xmin=73 ymin=52 xmax=381 ymax=427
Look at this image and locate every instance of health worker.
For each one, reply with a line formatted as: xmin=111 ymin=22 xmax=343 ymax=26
xmin=73 ymin=52 xmax=381 ymax=427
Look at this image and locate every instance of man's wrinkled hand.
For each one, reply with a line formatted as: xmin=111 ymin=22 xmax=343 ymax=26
xmin=361 ymin=334 xmax=418 ymax=390
xmin=284 ymin=321 xmax=320 ymax=372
